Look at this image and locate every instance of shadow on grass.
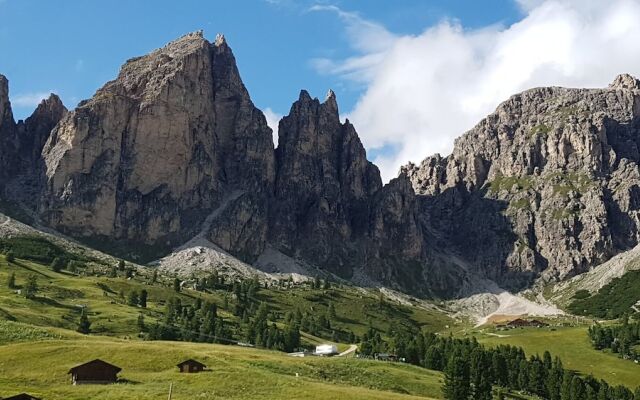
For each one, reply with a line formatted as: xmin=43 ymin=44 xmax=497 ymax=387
xmin=0 ymin=307 xmax=17 ymax=321
xmin=12 ymin=260 xmax=52 ymax=278
xmin=117 ymin=378 xmax=141 ymax=384
xmin=33 ymin=296 xmax=78 ymax=311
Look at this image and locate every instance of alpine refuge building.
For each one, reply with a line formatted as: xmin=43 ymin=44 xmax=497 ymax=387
xmin=506 ymin=318 xmax=549 ymax=328
xmin=177 ymin=359 xmax=207 ymax=373
xmin=315 ymin=344 xmax=338 ymax=356
xmin=68 ymin=359 xmax=121 ymax=385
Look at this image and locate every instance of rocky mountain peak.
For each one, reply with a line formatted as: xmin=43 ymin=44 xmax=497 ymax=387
xmin=404 ymin=77 xmax=640 ymax=288
xmin=214 ymin=32 xmax=226 ymax=47
xmin=27 ymin=94 xmax=66 ymax=124
xmin=609 ymin=73 xmax=640 ymax=90
xmin=0 ymin=74 xmax=14 ymax=131
xmin=38 ymin=32 xmax=274 ymax=252
xmin=22 ymin=94 xmax=67 ymax=156
xmin=324 ymin=89 xmax=338 ymax=114
xmin=297 ymin=89 xmax=312 ymax=102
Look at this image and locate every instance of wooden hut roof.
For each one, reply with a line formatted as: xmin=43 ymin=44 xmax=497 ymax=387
xmin=3 ymin=394 xmax=42 ymax=400
xmin=176 ymin=359 xmax=207 ymax=368
xmin=68 ymin=359 xmax=122 ymax=374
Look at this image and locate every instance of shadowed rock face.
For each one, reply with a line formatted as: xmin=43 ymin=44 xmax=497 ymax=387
xmin=0 ymin=75 xmax=18 ymax=185
xmin=404 ymin=74 xmax=640 ymax=288
xmin=0 ymin=75 xmax=67 ymax=201
xmin=270 ymin=90 xmax=383 ymax=277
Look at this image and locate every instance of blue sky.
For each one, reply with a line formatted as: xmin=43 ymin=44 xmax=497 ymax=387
xmin=3 ymin=1 xmax=638 ymax=181
xmin=0 ymin=0 xmax=521 ymax=120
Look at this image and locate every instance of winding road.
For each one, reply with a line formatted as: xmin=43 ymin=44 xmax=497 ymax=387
xmin=338 ymin=344 xmax=358 ymax=357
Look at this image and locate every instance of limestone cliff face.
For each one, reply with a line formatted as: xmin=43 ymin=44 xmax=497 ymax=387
xmin=404 ymin=74 xmax=640 ymax=287
xmin=270 ymin=90 xmax=382 ymax=276
xmin=263 ymin=89 xmax=457 ymax=294
xmin=0 ymin=75 xmax=66 ymax=199
xmin=40 ymin=32 xmax=274 ymax=254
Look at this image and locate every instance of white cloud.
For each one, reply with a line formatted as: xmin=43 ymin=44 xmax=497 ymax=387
xmin=75 ymin=59 xmax=85 ymax=72
xmin=313 ymin=0 xmax=640 ymax=182
xmin=262 ymin=107 xmax=283 ymax=145
xmin=12 ymin=91 xmax=53 ymax=107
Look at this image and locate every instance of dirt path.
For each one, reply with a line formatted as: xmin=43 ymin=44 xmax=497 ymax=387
xmin=484 ymin=332 xmax=510 ymax=338
xmin=338 ymin=344 xmax=357 ymax=357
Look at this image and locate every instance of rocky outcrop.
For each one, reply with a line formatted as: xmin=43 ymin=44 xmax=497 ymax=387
xmin=0 ymin=76 xmax=66 ymax=199
xmin=404 ymin=75 xmax=640 ymax=288
xmin=269 ymin=90 xmax=381 ymax=277
xmin=20 ymin=94 xmax=67 ymax=166
xmin=0 ymin=75 xmax=18 ymax=185
xmin=39 ymin=31 xmax=274 ymax=257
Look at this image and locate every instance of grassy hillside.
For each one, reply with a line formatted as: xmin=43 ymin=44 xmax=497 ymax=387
xmin=477 ymin=325 xmax=640 ymax=388
xmin=568 ymin=269 xmax=640 ymax=318
xmin=0 ymin=249 xmax=455 ymax=346
xmin=0 ymin=321 xmax=444 ymax=400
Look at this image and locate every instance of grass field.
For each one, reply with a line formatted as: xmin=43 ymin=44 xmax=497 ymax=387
xmin=2 ymin=246 xmax=639 ymax=398
xmin=0 ymin=322 xmax=444 ymax=400
xmin=0 ymin=253 xmax=455 ymax=346
xmin=477 ymin=326 xmax=640 ymax=388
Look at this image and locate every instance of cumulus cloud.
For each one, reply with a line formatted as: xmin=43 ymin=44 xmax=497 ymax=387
xmin=313 ymin=0 xmax=640 ymax=181
xmin=11 ymin=91 xmax=53 ymax=107
xmin=262 ymin=107 xmax=283 ymax=145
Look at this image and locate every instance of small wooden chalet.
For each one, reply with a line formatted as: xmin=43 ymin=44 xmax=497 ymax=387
xmin=68 ymin=359 xmax=121 ymax=385
xmin=177 ymin=359 xmax=207 ymax=373
xmin=375 ymin=353 xmax=398 ymax=362
xmin=3 ymin=394 xmax=42 ymax=400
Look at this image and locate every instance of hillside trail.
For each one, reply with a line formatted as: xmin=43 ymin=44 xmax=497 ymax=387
xmin=338 ymin=345 xmax=358 ymax=357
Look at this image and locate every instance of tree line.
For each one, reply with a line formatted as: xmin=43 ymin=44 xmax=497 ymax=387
xmin=144 ymin=277 xmax=302 ymax=352
xmin=588 ymin=316 xmax=640 ymax=363
xmin=360 ymin=329 xmax=639 ymax=400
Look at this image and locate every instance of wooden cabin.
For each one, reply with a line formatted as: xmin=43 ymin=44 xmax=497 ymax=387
xmin=177 ymin=359 xmax=207 ymax=373
xmin=375 ymin=353 xmax=398 ymax=362
xmin=3 ymin=394 xmax=42 ymax=400
xmin=506 ymin=318 xmax=549 ymax=328
xmin=68 ymin=359 xmax=121 ymax=385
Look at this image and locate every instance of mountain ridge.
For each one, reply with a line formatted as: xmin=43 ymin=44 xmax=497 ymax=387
xmin=1 ymin=31 xmax=640 ymax=298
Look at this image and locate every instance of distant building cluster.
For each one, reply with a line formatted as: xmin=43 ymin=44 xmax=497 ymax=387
xmin=496 ymin=318 xmax=550 ymax=329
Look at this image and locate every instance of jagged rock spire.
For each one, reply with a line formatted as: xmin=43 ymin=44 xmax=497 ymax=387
xmin=214 ymin=33 xmax=226 ymax=46
xmin=609 ymin=73 xmax=640 ymax=90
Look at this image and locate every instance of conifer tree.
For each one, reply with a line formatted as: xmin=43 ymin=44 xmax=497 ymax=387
xmin=442 ymin=356 xmax=470 ymax=400
xmin=77 ymin=309 xmax=91 ymax=334
xmin=127 ymin=291 xmax=139 ymax=306
xmin=137 ymin=313 xmax=145 ymax=332
xmin=560 ymin=370 xmax=574 ymax=400
xmin=50 ymin=257 xmax=64 ymax=272
xmin=7 ymin=272 xmax=15 ymax=289
xmin=173 ymin=277 xmax=181 ymax=292
xmin=23 ymin=274 xmax=38 ymax=299
xmin=139 ymin=289 xmax=148 ymax=308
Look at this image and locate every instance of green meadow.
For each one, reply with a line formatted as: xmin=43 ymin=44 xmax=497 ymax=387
xmin=477 ymin=326 xmax=640 ymax=388
xmin=0 ymin=324 xmax=444 ymax=400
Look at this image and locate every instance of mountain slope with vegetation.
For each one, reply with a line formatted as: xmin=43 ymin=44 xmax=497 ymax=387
xmin=568 ymin=269 xmax=640 ymax=318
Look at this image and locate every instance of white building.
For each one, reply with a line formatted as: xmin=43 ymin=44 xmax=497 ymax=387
xmin=315 ymin=344 xmax=338 ymax=356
